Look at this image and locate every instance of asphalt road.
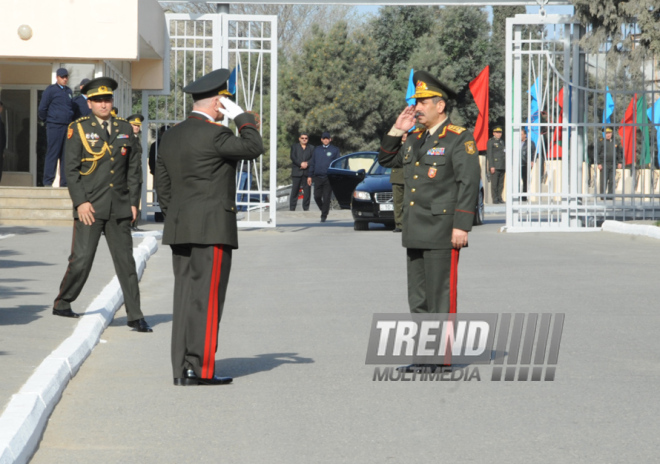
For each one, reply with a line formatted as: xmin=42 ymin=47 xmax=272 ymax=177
xmin=25 ymin=211 xmax=660 ymax=463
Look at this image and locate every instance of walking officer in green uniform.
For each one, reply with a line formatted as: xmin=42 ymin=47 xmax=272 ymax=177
xmin=597 ymin=127 xmax=622 ymax=195
xmin=379 ymin=71 xmax=480 ymax=312
xmin=487 ymin=126 xmax=506 ymax=203
xmin=52 ymin=77 xmax=153 ymax=333
xmin=155 ymin=69 xmax=263 ymax=386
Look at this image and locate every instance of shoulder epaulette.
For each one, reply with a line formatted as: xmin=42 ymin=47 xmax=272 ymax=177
xmin=69 ymin=116 xmax=90 ymax=127
xmin=447 ymin=124 xmax=466 ymax=134
xmin=116 ymin=117 xmax=128 ymax=123
xmin=411 ymin=128 xmax=423 ymax=134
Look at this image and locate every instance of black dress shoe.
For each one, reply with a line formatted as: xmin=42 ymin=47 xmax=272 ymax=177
xmin=127 ymin=318 xmax=153 ymax=333
xmin=174 ymin=369 xmax=232 ymax=386
xmin=52 ymin=308 xmax=80 ymax=318
xmin=320 ymin=216 xmax=327 ymax=223
xmin=393 ymin=228 xmax=402 ymax=233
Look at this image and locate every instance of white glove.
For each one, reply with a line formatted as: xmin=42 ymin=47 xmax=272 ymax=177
xmin=218 ymin=97 xmax=244 ymax=120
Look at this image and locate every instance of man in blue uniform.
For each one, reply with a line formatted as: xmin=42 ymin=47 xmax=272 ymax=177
xmin=307 ymin=132 xmax=340 ymax=222
xmin=72 ymin=78 xmax=92 ymax=119
xmin=38 ymin=67 xmax=75 ymax=187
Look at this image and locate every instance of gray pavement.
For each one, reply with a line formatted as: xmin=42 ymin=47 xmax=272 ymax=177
xmin=3 ymin=210 xmax=660 ymax=463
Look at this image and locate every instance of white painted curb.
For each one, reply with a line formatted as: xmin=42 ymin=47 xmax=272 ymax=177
xmin=0 ymin=236 xmax=159 ymax=464
xmin=602 ymin=220 xmax=660 ymax=240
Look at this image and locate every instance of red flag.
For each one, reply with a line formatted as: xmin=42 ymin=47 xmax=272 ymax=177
xmin=548 ymin=88 xmax=564 ymax=159
xmin=618 ymin=95 xmax=637 ymax=165
xmin=469 ymin=66 xmax=489 ymax=151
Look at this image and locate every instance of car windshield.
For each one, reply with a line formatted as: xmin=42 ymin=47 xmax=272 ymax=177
xmin=368 ymin=160 xmax=391 ymax=176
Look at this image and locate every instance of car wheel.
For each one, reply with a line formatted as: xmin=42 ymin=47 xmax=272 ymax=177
xmin=474 ymin=187 xmax=484 ymax=226
xmin=354 ymin=221 xmax=369 ymax=231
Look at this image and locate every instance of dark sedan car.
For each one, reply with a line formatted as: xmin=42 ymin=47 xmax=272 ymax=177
xmin=327 ymin=151 xmax=484 ymax=230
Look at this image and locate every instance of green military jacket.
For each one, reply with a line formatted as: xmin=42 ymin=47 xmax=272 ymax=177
xmin=486 ymin=137 xmax=506 ymax=170
xmin=599 ymin=138 xmax=622 ymax=165
xmin=65 ymin=115 xmax=141 ymax=220
xmin=389 ymin=167 xmax=404 ymax=185
xmin=155 ymin=112 xmax=263 ymax=249
xmin=379 ymin=119 xmax=481 ymax=250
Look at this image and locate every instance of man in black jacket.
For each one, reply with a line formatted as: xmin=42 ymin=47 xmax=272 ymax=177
xmin=307 ymin=131 xmax=340 ymax=222
xmin=155 ymin=69 xmax=263 ymax=386
xmin=289 ymin=132 xmax=314 ymax=211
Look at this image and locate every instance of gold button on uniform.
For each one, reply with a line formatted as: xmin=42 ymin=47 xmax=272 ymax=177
xmin=410 ymin=201 xmax=415 ymax=206
xmin=443 ymin=209 xmax=447 ymax=213
xmin=109 ymin=145 xmax=113 ymax=149
xmin=109 ymin=183 xmax=114 ymax=187
xmin=411 ymin=188 xmax=416 ymax=193
xmin=415 ymin=162 xmax=419 ymax=166
xmin=110 ymin=157 xmax=115 ymax=161
xmin=110 ymin=170 xmax=114 ymax=174
xmin=413 ymin=175 xmax=418 ymax=179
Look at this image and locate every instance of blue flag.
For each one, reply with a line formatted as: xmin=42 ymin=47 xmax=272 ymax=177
xmin=405 ymin=69 xmax=415 ymax=106
xmin=602 ymin=86 xmax=614 ymax=135
xmin=228 ymin=65 xmax=240 ymax=95
xmin=528 ymin=77 xmax=541 ymax=153
xmin=648 ymin=98 xmax=660 ymax=166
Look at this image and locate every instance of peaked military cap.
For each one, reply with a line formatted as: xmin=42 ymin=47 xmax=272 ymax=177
xmin=604 ymin=127 xmax=613 ymax=133
xmin=183 ymin=69 xmax=233 ymax=101
xmin=127 ymin=114 xmax=144 ymax=126
xmin=83 ymin=77 xmax=118 ymax=99
xmin=493 ymin=126 xmax=503 ymax=132
xmin=412 ymin=71 xmax=457 ymax=100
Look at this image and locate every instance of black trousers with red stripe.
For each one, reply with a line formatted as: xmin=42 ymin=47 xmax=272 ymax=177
xmin=406 ymin=248 xmax=460 ymax=314
xmin=170 ymin=244 xmax=232 ymax=379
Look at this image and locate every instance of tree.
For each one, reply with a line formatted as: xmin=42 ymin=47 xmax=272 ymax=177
xmin=278 ymin=22 xmax=393 ymax=181
xmin=369 ymin=6 xmax=435 ymax=84
xmin=572 ymin=0 xmax=659 ymax=57
xmin=407 ymin=7 xmax=492 ymax=128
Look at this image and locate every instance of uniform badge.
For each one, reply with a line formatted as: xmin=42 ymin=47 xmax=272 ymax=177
xmin=118 ymin=134 xmax=129 ymax=139
xmin=428 ymin=167 xmax=437 ymax=178
xmin=67 ymin=128 xmax=73 ymax=139
xmin=427 ymin=148 xmax=445 ymax=156
xmin=465 ymin=141 xmax=476 ymax=155
xmin=121 ymin=147 xmax=127 ymax=156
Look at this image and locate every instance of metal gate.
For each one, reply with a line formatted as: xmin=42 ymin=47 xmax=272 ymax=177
xmin=505 ymin=14 xmax=660 ymax=231
xmin=141 ymin=13 xmax=278 ymax=228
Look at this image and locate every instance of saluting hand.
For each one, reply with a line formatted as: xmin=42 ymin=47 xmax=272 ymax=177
xmin=394 ymin=106 xmax=416 ymax=132
xmin=77 ymin=201 xmax=96 ymax=226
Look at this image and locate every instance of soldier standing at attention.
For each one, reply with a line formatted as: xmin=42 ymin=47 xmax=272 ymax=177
xmin=598 ymin=127 xmax=622 ymax=196
xmin=38 ymin=67 xmax=75 ymax=187
xmin=487 ymin=126 xmax=506 ymax=204
xmin=52 ymin=77 xmax=153 ymax=333
xmin=127 ymin=114 xmax=145 ymax=230
xmin=155 ymin=69 xmax=263 ymax=386
xmin=378 ymin=70 xmax=480 ymax=326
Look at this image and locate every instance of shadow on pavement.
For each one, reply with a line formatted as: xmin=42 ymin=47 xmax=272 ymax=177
xmin=216 ymin=352 xmax=315 ymax=378
xmin=109 ymin=312 xmax=173 ymax=329
xmin=0 ymin=280 xmax=46 ymax=299
xmin=0 ymin=305 xmax=49 ymax=325
xmin=0 ymin=226 xmax=50 ymax=235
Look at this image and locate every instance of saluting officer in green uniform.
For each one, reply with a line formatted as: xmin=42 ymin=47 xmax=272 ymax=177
xmin=379 ymin=70 xmax=480 ymax=322
xmin=52 ymin=77 xmax=153 ymax=333
xmin=486 ymin=126 xmax=505 ymax=204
